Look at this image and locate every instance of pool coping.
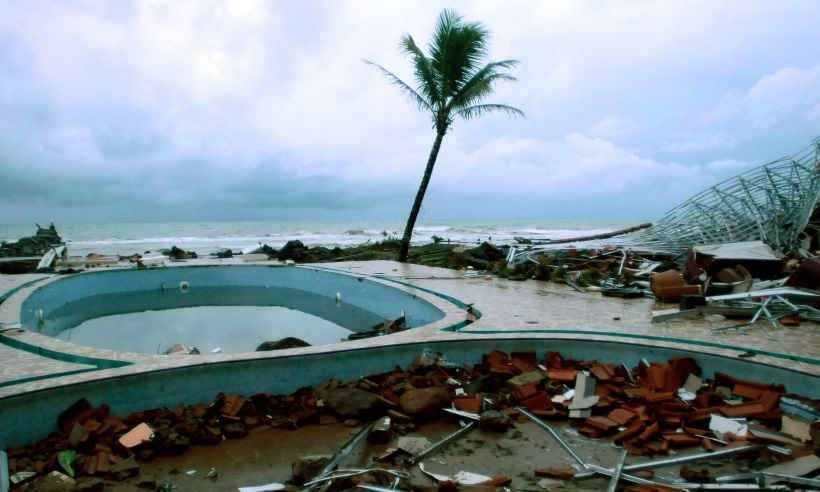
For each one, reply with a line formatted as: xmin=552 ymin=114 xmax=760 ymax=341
xmin=1 ymin=260 xmax=819 ymax=401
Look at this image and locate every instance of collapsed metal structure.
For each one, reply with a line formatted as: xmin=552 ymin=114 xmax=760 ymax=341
xmin=513 ymin=137 xmax=820 ymax=262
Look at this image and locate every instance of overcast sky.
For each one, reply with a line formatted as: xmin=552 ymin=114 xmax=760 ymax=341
xmin=1 ymin=1 xmax=819 ymax=225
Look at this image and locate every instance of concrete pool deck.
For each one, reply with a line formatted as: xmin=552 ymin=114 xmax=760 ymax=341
xmin=0 ymin=258 xmax=818 ymax=400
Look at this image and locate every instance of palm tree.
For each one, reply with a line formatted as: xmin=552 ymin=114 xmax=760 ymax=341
xmin=367 ymin=9 xmax=523 ymax=262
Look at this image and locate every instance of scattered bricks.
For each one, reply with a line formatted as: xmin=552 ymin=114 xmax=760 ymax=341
xmin=485 ymin=351 xmax=519 ymax=375
xmin=454 ymin=396 xmax=483 ymax=414
xmin=637 ymin=422 xmax=660 ymax=442
xmin=759 ymin=391 xmax=781 ymax=413
xmin=714 ymin=373 xmax=785 ymax=395
xmin=507 ymin=371 xmax=544 ymax=389
xmin=662 ymin=433 xmax=701 ymax=448
xmin=645 ymin=391 xmax=675 ymax=403
xmin=511 ymin=352 xmax=538 ymax=373
xmin=608 ymin=408 xmax=637 ymax=426
xmin=579 ymin=425 xmax=605 ymax=438
xmin=584 ymin=416 xmax=619 ymax=433
xmin=614 ymin=421 xmax=645 ymax=443
xmin=624 ymin=387 xmax=650 ymax=399
xmin=485 ymin=475 xmax=512 ymax=487
xmin=701 ymin=437 xmax=715 ymax=451
xmin=117 ymin=423 xmax=153 ymax=449
xmin=514 ymin=382 xmax=539 ymax=401
xmin=547 ymin=368 xmax=578 ymax=383
xmin=720 ymin=402 xmax=766 ymax=418
xmin=399 ymin=387 xmax=452 ymax=417
xmin=479 ymin=410 xmax=513 ymax=432
xmin=58 ymin=398 xmax=94 ymax=434
xmin=732 ymin=383 xmax=764 ymax=400
xmin=519 ymin=392 xmax=552 ymax=412
xmin=221 ymin=395 xmax=245 ymax=416
xmin=645 ymin=364 xmax=668 ymax=392
xmin=534 ymin=467 xmax=575 ymax=480
xmin=666 ymin=358 xmax=698 ymax=392
xmin=544 ymin=352 xmax=564 ymax=369
xmin=590 ymin=364 xmax=615 ymax=382
xmin=323 ymin=388 xmax=385 ymax=420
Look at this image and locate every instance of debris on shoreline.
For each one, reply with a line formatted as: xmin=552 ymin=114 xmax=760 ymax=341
xmin=6 ymin=349 xmax=820 ymax=491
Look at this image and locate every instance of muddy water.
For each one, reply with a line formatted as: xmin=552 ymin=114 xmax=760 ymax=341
xmin=102 ymin=420 xmax=669 ymax=491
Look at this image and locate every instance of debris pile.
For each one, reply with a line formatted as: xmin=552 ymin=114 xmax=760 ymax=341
xmin=0 ymin=224 xmax=63 ymax=258
xmin=6 ymin=350 xmax=820 ymax=490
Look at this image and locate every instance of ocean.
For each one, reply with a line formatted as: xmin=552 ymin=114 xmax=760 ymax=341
xmin=0 ymin=219 xmax=627 ymax=257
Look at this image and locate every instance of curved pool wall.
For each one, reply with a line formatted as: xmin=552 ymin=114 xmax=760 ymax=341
xmin=1 ymin=337 xmax=819 ymax=448
xmin=19 ymin=265 xmax=446 ymax=338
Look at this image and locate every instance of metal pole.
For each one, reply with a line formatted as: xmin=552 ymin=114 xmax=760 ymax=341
xmin=607 ymin=449 xmax=627 ymax=492
xmin=409 ymin=421 xmax=477 ymax=465
xmin=516 ymin=407 xmax=586 ymax=468
xmin=574 ymin=445 xmax=759 ymax=480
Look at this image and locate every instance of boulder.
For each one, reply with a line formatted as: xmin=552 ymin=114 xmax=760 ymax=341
xmin=479 ymin=410 xmax=513 ymax=432
xmin=399 ymin=387 xmax=452 ymax=417
xmin=256 ymin=337 xmax=311 ymax=351
xmin=291 ymin=455 xmax=331 ymax=485
xmin=278 ymin=240 xmax=308 ymax=262
xmin=465 ymin=242 xmax=505 ymax=262
xmin=322 ymin=388 xmax=384 ymax=420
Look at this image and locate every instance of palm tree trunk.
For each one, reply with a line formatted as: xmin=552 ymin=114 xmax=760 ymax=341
xmin=398 ymin=131 xmax=445 ymax=262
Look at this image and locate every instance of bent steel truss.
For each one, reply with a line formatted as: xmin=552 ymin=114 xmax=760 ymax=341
xmin=516 ymin=137 xmax=820 ymax=260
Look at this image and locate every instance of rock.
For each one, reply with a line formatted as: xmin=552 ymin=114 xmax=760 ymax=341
xmin=291 ymin=455 xmax=331 ymax=485
xmin=465 ymin=242 xmax=505 ymax=262
xmin=164 ymin=246 xmax=197 ymax=260
xmin=75 ymin=477 xmax=104 ymax=492
xmin=161 ymin=432 xmax=190 ymax=455
xmin=249 ymin=244 xmax=278 ymax=257
xmin=322 ymin=388 xmax=384 ymax=420
xmin=479 ymin=410 xmax=513 ymax=432
xmin=164 ymin=344 xmax=199 ymax=355
xmin=399 ymin=387 xmax=452 ymax=417
xmin=110 ymin=456 xmax=140 ymax=481
xmin=278 ymin=240 xmax=308 ymax=262
xmin=256 ymin=337 xmax=311 ymax=351
xmin=224 ymin=422 xmax=248 ymax=439
xmin=31 ymin=471 xmax=75 ymax=492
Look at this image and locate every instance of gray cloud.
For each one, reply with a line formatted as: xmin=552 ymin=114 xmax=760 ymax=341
xmin=1 ymin=1 xmax=820 ymax=225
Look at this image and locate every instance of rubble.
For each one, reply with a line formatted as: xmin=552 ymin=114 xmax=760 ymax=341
xmin=4 ymin=349 xmax=820 ymax=491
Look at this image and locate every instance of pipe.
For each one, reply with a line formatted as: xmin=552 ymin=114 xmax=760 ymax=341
xmin=409 ymin=421 xmax=477 ymax=464
xmin=607 ymin=449 xmax=628 ymax=492
xmin=574 ymin=445 xmax=759 ymax=480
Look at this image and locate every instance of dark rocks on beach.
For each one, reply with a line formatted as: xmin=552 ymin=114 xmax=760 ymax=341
xmin=256 ymin=337 xmax=311 ymax=351
xmin=465 ymin=242 xmax=505 ymax=262
xmin=249 ymin=244 xmax=278 ymax=257
xmin=321 ymin=387 xmax=384 ymax=420
xmin=0 ymin=223 xmax=63 ymax=258
xmin=163 ymin=246 xmax=197 ymax=260
xmin=278 ymin=240 xmax=308 ymax=262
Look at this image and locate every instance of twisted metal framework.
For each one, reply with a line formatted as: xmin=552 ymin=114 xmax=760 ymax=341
xmin=515 ymin=137 xmax=820 ymax=261
xmin=630 ymin=137 xmax=820 ymax=255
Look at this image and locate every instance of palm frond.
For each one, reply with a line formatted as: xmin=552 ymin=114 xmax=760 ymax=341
xmin=456 ymin=103 xmax=524 ymax=120
xmin=429 ymin=9 xmax=489 ymax=99
xmin=447 ymin=60 xmax=519 ymax=111
xmin=400 ymin=35 xmax=440 ymax=106
xmin=364 ymin=60 xmax=433 ymax=112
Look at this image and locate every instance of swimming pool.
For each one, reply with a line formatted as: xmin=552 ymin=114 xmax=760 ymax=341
xmin=19 ymin=265 xmax=447 ymax=354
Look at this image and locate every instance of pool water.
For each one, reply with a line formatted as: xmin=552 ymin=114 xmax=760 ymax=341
xmin=57 ymin=305 xmax=351 ymax=354
xmin=42 ymin=285 xmax=387 ymax=354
